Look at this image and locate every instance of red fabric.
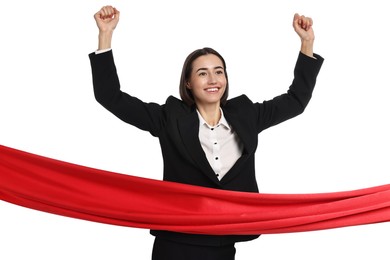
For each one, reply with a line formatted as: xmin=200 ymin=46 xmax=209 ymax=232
xmin=1 ymin=144 xmax=390 ymax=235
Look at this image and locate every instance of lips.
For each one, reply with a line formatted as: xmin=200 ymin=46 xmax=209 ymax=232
xmin=205 ymin=87 xmax=219 ymax=93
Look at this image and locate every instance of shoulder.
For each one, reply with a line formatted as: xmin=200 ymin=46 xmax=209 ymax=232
xmin=166 ymin=95 xmax=183 ymax=105
xmin=164 ymin=96 xmax=194 ymax=115
xmin=224 ymin=94 xmax=255 ymax=112
xmin=165 ymin=96 xmax=187 ymax=108
xmin=223 ymin=95 xmax=260 ymax=122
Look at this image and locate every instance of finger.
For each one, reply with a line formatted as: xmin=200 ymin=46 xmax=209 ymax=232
xmin=293 ymin=13 xmax=300 ymax=25
xmin=293 ymin=13 xmax=299 ymax=23
xmin=306 ymin=17 xmax=313 ymax=31
xmin=307 ymin=17 xmax=313 ymax=26
xmin=113 ymin=7 xmax=120 ymax=19
xmin=95 ymin=7 xmax=108 ymax=20
xmin=94 ymin=10 xmax=102 ymax=20
xmin=102 ymin=6 xmax=112 ymax=18
xmin=302 ymin=16 xmax=313 ymax=31
xmin=302 ymin=16 xmax=311 ymax=27
xmin=101 ymin=6 xmax=115 ymax=19
xmin=300 ymin=15 xmax=307 ymax=29
xmin=293 ymin=13 xmax=302 ymax=30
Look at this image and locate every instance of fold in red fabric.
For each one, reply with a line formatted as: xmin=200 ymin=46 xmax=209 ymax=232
xmin=1 ymin=144 xmax=390 ymax=235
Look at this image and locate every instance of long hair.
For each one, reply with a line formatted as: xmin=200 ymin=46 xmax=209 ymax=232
xmin=179 ymin=47 xmax=229 ymax=107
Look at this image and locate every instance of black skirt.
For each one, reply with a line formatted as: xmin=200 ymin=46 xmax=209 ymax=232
xmin=152 ymin=237 xmax=236 ymax=260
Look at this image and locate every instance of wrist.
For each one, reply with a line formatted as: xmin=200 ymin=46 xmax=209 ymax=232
xmin=98 ymin=31 xmax=114 ymax=50
xmin=300 ymin=39 xmax=314 ymax=58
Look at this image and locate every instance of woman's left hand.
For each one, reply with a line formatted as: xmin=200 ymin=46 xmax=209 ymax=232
xmin=293 ymin=13 xmax=315 ymax=58
xmin=293 ymin=13 xmax=315 ymax=42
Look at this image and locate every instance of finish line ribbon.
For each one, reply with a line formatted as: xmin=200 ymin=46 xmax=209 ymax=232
xmin=1 ymin=144 xmax=390 ymax=235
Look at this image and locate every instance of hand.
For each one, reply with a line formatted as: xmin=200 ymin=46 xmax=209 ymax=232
xmin=94 ymin=6 xmax=120 ymax=50
xmin=293 ymin=13 xmax=315 ymax=42
xmin=293 ymin=13 xmax=315 ymax=58
xmin=94 ymin=5 xmax=120 ymax=33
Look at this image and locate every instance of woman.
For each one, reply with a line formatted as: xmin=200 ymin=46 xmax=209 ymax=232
xmin=89 ymin=5 xmax=324 ymax=260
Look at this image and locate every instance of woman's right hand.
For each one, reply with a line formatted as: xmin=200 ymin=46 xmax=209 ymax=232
xmin=94 ymin=6 xmax=120 ymax=50
xmin=94 ymin=5 xmax=120 ymax=33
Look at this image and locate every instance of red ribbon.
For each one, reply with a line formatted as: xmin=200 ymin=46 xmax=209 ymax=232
xmin=1 ymin=144 xmax=390 ymax=235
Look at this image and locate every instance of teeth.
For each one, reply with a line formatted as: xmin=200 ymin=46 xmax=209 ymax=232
xmin=206 ymin=88 xmax=218 ymax=92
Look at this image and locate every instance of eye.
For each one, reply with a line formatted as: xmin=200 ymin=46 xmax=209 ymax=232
xmin=198 ymin=72 xmax=207 ymax=76
xmin=216 ymin=70 xmax=224 ymax=75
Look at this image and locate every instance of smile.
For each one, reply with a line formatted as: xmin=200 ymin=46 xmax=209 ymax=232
xmin=205 ymin=87 xmax=219 ymax=93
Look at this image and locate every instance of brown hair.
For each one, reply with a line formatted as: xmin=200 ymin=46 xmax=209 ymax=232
xmin=179 ymin=47 xmax=229 ymax=107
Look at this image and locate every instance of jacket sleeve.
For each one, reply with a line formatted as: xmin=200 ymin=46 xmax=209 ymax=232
xmin=89 ymin=50 xmax=164 ymax=137
xmin=255 ymin=52 xmax=324 ymax=133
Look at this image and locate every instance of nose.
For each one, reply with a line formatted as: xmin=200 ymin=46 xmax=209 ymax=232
xmin=208 ymin=73 xmax=217 ymax=84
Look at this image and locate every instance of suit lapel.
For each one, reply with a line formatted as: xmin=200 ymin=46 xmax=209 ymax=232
xmin=223 ymin=109 xmax=256 ymax=155
xmin=177 ymin=111 xmax=221 ymax=185
xmin=220 ymin=109 xmax=257 ymax=184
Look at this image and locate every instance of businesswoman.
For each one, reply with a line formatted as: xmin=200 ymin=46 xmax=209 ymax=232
xmin=89 ymin=5 xmax=324 ymax=260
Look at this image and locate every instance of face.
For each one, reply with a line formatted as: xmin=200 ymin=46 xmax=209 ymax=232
xmin=187 ymin=54 xmax=227 ymax=107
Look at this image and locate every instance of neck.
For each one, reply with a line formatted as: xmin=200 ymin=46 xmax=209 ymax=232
xmin=197 ymin=103 xmax=221 ymax=126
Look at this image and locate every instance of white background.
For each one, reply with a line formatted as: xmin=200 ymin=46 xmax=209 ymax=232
xmin=1 ymin=0 xmax=389 ymax=259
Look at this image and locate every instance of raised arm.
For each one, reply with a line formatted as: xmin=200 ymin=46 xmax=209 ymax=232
xmin=90 ymin=6 xmax=164 ymax=136
xmin=253 ymin=13 xmax=323 ymax=132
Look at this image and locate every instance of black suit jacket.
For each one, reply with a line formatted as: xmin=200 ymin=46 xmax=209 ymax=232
xmin=89 ymin=50 xmax=324 ymax=245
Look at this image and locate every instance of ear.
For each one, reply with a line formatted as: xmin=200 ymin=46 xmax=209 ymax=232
xmin=186 ymin=82 xmax=191 ymax=89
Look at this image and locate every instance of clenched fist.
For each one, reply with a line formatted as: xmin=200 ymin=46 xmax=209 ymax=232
xmin=94 ymin=5 xmax=120 ymax=33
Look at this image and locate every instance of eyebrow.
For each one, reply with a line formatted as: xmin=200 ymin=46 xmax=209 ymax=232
xmin=196 ymin=66 xmax=224 ymax=73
